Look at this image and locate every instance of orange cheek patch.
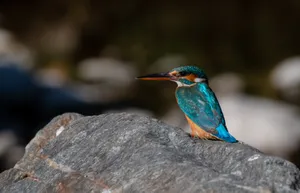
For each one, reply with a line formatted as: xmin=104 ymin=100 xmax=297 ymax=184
xmin=185 ymin=74 xmax=197 ymax=82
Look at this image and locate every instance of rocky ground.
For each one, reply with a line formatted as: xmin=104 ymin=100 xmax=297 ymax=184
xmin=0 ymin=113 xmax=299 ymax=193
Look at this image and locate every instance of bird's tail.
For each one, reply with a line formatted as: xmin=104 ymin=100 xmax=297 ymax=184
xmin=215 ymin=124 xmax=237 ymax=143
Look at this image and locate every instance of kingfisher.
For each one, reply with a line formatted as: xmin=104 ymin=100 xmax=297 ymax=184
xmin=137 ymin=66 xmax=237 ymax=143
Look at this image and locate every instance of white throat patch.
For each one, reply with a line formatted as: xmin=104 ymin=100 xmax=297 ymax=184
xmin=173 ymin=80 xmax=195 ymax=87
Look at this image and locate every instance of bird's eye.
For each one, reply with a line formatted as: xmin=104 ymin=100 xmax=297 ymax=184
xmin=180 ymin=71 xmax=189 ymax=76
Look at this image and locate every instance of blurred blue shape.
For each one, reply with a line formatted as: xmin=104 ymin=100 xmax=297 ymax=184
xmin=0 ymin=62 xmax=87 ymax=142
xmin=0 ymin=61 xmax=136 ymax=145
xmin=0 ymin=63 xmax=36 ymax=105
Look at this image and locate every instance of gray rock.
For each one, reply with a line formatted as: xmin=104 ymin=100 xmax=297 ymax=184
xmin=0 ymin=113 xmax=299 ymax=193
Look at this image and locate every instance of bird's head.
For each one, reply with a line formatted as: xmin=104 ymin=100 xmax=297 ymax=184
xmin=137 ymin=66 xmax=208 ymax=86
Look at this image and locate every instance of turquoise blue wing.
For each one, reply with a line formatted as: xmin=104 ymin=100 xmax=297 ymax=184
xmin=175 ymin=84 xmax=237 ymax=143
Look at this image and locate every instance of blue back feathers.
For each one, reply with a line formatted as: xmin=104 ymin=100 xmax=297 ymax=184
xmin=176 ymin=82 xmax=237 ymax=143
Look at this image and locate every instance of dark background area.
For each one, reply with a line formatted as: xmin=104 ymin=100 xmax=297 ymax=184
xmin=0 ymin=0 xmax=300 ymax=171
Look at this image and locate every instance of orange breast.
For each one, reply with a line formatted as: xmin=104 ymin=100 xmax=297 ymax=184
xmin=185 ymin=116 xmax=219 ymax=140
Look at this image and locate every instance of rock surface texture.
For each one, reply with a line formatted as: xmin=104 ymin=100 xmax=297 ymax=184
xmin=0 ymin=113 xmax=300 ymax=193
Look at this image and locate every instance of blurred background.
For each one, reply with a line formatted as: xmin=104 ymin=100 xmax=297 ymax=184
xmin=0 ymin=0 xmax=300 ymax=171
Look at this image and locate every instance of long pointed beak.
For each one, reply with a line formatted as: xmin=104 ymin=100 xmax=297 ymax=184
xmin=136 ymin=72 xmax=172 ymax=81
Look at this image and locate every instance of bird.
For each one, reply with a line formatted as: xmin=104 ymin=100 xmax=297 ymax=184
xmin=137 ymin=66 xmax=237 ymax=143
